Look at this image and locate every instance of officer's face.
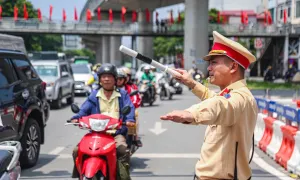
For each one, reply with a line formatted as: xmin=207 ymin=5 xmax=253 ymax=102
xmin=207 ymin=56 xmax=233 ymax=88
xmin=100 ymin=74 xmax=115 ymax=90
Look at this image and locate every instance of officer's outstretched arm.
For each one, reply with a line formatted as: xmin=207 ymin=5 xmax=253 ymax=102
xmin=185 ymin=92 xmax=244 ymax=126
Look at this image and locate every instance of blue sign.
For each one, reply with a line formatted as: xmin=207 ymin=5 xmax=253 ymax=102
xmin=297 ymin=110 xmax=300 ymax=122
xmin=256 ymin=98 xmax=268 ymax=109
xmin=268 ymin=101 xmax=276 ymax=112
xmin=284 ymin=106 xmax=298 ymax=122
xmin=275 ymin=104 xmax=285 ymax=116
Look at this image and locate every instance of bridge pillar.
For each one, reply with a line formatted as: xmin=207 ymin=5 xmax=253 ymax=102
xmin=96 ymin=39 xmax=103 ymax=64
xmin=102 ymin=36 xmax=110 ymax=64
xmin=137 ymin=10 xmax=153 ymax=66
xmin=110 ymin=36 xmax=122 ymax=66
xmin=184 ymin=0 xmax=209 ymax=74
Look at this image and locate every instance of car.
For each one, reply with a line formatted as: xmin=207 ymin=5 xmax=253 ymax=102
xmin=31 ymin=60 xmax=75 ymax=109
xmin=0 ymin=33 xmax=50 ymax=168
xmin=71 ymin=63 xmax=93 ymax=95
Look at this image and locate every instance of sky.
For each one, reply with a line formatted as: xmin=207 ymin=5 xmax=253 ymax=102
xmin=28 ymin=0 xmax=262 ymax=47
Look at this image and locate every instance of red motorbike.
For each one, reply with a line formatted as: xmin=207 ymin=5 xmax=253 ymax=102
xmin=66 ymin=104 xmax=132 ymax=180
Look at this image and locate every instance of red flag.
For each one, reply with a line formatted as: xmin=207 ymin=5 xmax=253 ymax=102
xmin=38 ymin=8 xmax=42 ymax=22
xmin=267 ymin=11 xmax=272 ymax=25
xmin=244 ymin=12 xmax=248 ymax=24
xmin=86 ymin=9 xmax=92 ymax=22
xmin=132 ymin=10 xmax=137 ymax=22
xmin=241 ymin=11 xmax=248 ymax=25
xmin=109 ymin=9 xmax=113 ymax=23
xmin=155 ymin=11 xmax=159 ymax=23
xmin=24 ymin=4 xmax=28 ymax=20
xmin=177 ymin=11 xmax=181 ymax=23
xmin=283 ymin=9 xmax=287 ymax=24
xmin=121 ymin=6 xmax=126 ymax=23
xmin=0 ymin=6 xmax=2 ymax=20
xmin=97 ymin=7 xmax=101 ymax=21
xmin=14 ymin=6 xmax=18 ymax=21
xmin=74 ymin=7 xmax=78 ymax=21
xmin=145 ymin=8 xmax=150 ymax=23
xmin=169 ymin=10 xmax=174 ymax=24
xmin=217 ymin=11 xmax=220 ymax=23
xmin=49 ymin=5 xmax=53 ymax=21
xmin=63 ymin=9 xmax=66 ymax=22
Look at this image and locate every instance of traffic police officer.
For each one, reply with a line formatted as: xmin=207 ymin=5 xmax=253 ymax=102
xmin=160 ymin=31 xmax=258 ymax=180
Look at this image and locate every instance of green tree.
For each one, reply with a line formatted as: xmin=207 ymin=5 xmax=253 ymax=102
xmin=0 ymin=0 xmax=62 ymax=51
xmin=64 ymin=49 xmax=96 ymax=64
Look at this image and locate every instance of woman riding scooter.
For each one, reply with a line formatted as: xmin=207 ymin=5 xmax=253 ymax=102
xmin=118 ymin=68 xmax=143 ymax=147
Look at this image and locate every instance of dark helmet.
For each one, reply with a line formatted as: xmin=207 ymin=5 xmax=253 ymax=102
xmin=97 ymin=63 xmax=117 ymax=79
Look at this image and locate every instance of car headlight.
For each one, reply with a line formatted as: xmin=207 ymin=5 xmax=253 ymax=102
xmin=89 ymin=119 xmax=109 ymax=132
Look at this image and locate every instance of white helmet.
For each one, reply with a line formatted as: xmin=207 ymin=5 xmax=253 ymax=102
xmin=144 ymin=65 xmax=151 ymax=71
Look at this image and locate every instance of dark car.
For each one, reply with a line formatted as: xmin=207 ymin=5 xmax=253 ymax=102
xmin=0 ymin=34 xmax=49 ymax=168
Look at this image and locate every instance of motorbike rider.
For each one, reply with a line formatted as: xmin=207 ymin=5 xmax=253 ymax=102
xmin=70 ymin=63 xmax=135 ymax=179
xmin=87 ymin=63 xmax=102 ymax=88
xmin=118 ymin=68 xmax=143 ymax=147
xmin=140 ymin=65 xmax=156 ymax=99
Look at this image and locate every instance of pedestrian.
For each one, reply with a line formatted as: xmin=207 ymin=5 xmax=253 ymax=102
xmin=160 ymin=31 xmax=258 ymax=180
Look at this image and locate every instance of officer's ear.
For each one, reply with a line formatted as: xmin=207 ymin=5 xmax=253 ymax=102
xmin=229 ymin=61 xmax=239 ymax=74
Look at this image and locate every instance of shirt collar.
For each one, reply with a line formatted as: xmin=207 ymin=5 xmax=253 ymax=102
xmin=219 ymin=79 xmax=247 ymax=96
xmin=96 ymin=88 xmax=121 ymax=101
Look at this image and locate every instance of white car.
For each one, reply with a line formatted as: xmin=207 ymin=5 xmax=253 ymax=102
xmin=71 ymin=63 xmax=93 ymax=95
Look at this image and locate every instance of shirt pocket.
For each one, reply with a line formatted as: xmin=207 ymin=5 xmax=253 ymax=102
xmin=204 ymin=125 xmax=222 ymax=144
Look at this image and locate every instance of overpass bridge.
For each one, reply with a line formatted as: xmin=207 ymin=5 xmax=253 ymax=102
xmin=0 ymin=17 xmax=290 ymax=37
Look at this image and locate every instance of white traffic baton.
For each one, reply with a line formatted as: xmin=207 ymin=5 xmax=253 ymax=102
xmin=119 ymin=45 xmax=181 ymax=77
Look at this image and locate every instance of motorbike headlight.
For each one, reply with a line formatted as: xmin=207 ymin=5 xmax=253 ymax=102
xmin=195 ymin=74 xmax=201 ymax=79
xmin=89 ymin=119 xmax=109 ymax=132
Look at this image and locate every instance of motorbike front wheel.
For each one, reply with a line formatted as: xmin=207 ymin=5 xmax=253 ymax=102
xmin=83 ymin=173 xmax=105 ymax=180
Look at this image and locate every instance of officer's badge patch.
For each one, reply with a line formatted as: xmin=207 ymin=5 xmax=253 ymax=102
xmin=224 ymin=93 xmax=231 ymax=99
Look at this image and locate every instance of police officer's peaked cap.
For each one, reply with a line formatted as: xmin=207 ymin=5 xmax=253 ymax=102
xmin=203 ymin=31 xmax=256 ymax=69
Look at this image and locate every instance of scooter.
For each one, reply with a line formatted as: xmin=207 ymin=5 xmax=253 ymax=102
xmin=0 ymin=127 xmax=22 ymax=180
xmin=138 ymin=80 xmax=155 ymax=106
xmin=157 ymin=76 xmax=175 ymax=100
xmin=66 ymin=104 xmax=133 ymax=180
xmin=169 ymin=77 xmax=183 ymax=95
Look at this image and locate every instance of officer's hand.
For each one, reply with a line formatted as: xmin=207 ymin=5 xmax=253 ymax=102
xmin=126 ymin=121 xmax=135 ymax=127
xmin=160 ymin=110 xmax=194 ymax=123
xmin=173 ymin=69 xmax=196 ymax=89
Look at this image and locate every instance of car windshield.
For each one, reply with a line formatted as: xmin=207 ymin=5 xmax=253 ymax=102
xmin=34 ymin=65 xmax=58 ymax=77
xmin=71 ymin=64 xmax=90 ymax=74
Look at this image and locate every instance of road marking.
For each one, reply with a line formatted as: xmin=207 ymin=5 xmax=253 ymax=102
xmin=133 ymin=153 xmax=199 ymax=158
xmin=149 ymin=122 xmax=167 ymax=135
xmin=253 ymin=152 xmax=293 ymax=180
xmin=48 ymin=147 xmax=65 ymax=155
xmin=41 ymin=151 xmax=293 ymax=179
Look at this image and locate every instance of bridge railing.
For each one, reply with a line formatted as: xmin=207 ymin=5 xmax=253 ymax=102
xmin=0 ymin=17 xmax=287 ymax=35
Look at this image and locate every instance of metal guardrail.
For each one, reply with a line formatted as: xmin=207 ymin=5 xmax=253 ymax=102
xmin=0 ymin=18 xmax=288 ymax=36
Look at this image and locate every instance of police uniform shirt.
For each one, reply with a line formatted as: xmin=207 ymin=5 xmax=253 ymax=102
xmin=185 ymin=79 xmax=258 ymax=180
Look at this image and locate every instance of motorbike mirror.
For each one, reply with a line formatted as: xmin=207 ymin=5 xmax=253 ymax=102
xmin=71 ymin=103 xmax=80 ymax=113
xmin=130 ymin=90 xmax=138 ymax=96
xmin=121 ymin=106 xmax=131 ymax=116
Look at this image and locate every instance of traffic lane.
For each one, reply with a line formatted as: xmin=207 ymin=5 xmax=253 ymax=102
xmin=21 ymin=91 xmax=292 ymax=180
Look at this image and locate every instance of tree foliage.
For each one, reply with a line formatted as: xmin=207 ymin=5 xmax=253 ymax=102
xmin=0 ymin=0 xmax=62 ymax=51
xmin=64 ymin=49 xmax=96 ymax=64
